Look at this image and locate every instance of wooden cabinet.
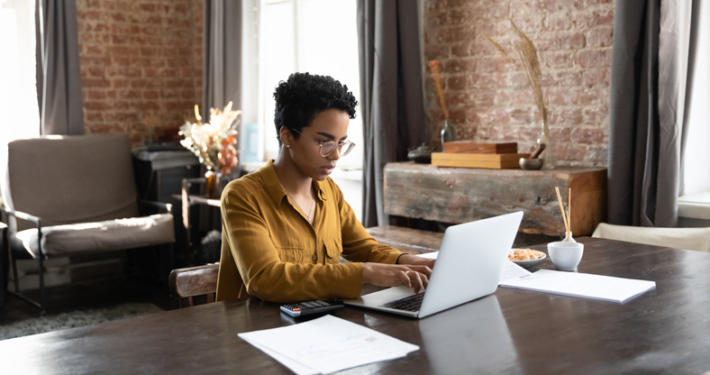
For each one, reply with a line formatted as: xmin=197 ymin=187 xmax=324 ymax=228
xmin=383 ymin=163 xmax=607 ymax=237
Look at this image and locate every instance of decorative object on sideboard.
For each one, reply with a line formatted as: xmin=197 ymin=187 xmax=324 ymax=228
xmin=408 ymin=143 xmax=435 ymax=164
xmin=428 ymin=60 xmax=456 ymax=149
xmin=434 ymin=141 xmax=528 ymax=169
xmin=142 ymin=112 xmax=161 ymax=145
xmin=483 ymin=18 xmax=556 ymax=169
xmin=519 ymin=142 xmax=546 ymax=170
xmin=179 ymin=102 xmax=241 ymax=198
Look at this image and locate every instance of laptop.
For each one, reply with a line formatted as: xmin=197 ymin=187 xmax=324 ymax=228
xmin=344 ymin=211 xmax=523 ymax=318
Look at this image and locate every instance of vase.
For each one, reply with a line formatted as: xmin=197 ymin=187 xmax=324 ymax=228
xmin=204 ymin=169 xmax=222 ymax=199
xmin=538 ymin=119 xmax=556 ymax=169
xmin=440 ymin=120 xmax=457 ymax=150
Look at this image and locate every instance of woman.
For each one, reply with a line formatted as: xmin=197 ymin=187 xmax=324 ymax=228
xmin=216 ymin=73 xmax=434 ymax=303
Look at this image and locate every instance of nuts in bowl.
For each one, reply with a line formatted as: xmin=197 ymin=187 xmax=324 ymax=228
xmin=508 ymin=248 xmax=546 ymax=267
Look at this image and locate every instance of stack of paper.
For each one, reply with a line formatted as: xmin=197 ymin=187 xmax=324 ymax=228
xmin=499 ymin=261 xmax=656 ymax=303
xmin=239 ymin=315 xmax=419 ymax=374
xmin=417 ymin=252 xmax=656 ymax=303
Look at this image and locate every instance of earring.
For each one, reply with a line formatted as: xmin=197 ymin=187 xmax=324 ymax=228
xmin=286 ymin=145 xmax=291 ymax=148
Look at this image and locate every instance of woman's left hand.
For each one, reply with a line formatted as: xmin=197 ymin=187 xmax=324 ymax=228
xmin=397 ymin=254 xmax=435 ymax=269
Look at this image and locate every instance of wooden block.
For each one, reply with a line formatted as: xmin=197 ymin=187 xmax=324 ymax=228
xmin=443 ymin=141 xmax=518 ymax=154
xmin=383 ymin=163 xmax=607 ymax=237
xmin=431 ymin=152 xmax=530 ymax=169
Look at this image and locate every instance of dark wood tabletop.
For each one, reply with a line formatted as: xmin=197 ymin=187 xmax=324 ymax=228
xmin=2 ymin=237 xmax=710 ymax=374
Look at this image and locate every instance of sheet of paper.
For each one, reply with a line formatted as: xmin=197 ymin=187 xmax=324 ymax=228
xmin=500 ymin=269 xmax=656 ymax=303
xmin=240 ymin=337 xmax=318 ymax=375
xmin=416 ymin=251 xmax=438 ymax=259
xmin=239 ymin=315 xmax=419 ymax=374
xmin=499 ymin=260 xmax=533 ymax=283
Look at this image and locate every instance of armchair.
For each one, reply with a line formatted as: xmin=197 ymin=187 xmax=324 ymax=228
xmin=0 ymin=134 xmax=175 ymax=312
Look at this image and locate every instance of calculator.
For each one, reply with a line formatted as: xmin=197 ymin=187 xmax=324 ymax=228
xmin=280 ymin=301 xmax=344 ymax=317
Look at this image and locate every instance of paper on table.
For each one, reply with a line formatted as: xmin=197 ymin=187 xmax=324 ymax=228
xmin=500 ymin=269 xmax=656 ymax=303
xmin=500 ymin=260 xmax=533 ymax=283
xmin=239 ymin=315 xmax=419 ymax=374
xmin=240 ymin=337 xmax=317 ymax=375
xmin=416 ymin=251 xmax=438 ymax=259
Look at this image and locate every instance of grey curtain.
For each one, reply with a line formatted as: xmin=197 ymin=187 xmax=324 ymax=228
xmin=35 ymin=0 xmax=84 ymax=135
xmin=607 ymin=0 xmax=697 ymax=227
xmin=203 ymin=0 xmax=242 ymax=178
xmin=358 ymin=0 xmax=426 ymax=227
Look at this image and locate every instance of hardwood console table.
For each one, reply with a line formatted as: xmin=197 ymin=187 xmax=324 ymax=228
xmin=384 ymin=163 xmax=607 ymax=237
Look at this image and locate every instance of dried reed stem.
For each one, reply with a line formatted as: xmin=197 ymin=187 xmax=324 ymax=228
xmin=428 ymin=60 xmax=449 ymax=120
xmin=483 ymin=19 xmax=550 ymax=144
xmin=555 ymin=187 xmax=570 ymax=235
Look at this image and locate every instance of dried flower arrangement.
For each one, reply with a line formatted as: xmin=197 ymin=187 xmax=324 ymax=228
xmin=483 ymin=18 xmax=555 ymax=168
xmin=180 ymin=102 xmax=241 ymax=176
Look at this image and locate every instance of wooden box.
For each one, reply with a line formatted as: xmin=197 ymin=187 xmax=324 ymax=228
xmin=431 ymin=152 xmax=529 ymax=169
xmin=442 ymin=141 xmax=518 ymax=154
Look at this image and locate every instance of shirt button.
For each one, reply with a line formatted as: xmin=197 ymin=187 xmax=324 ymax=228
xmin=312 ymin=255 xmax=317 ymax=261
xmin=253 ymin=286 xmax=258 ymax=291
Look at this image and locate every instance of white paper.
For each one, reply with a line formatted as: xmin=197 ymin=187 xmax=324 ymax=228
xmin=241 ymin=337 xmax=318 ymax=375
xmin=239 ymin=315 xmax=419 ymax=374
xmin=499 ymin=260 xmax=533 ymax=283
xmin=500 ymin=269 xmax=656 ymax=303
xmin=416 ymin=251 xmax=438 ymax=259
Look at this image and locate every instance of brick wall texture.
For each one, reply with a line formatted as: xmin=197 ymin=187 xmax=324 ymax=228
xmin=423 ymin=0 xmax=614 ymax=166
xmin=75 ymin=0 xmax=203 ymax=147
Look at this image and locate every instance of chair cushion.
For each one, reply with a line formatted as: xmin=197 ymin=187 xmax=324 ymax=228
xmin=11 ymin=214 xmax=174 ymax=258
xmin=4 ymin=134 xmax=140 ymax=232
xmin=592 ymin=222 xmax=710 ymax=253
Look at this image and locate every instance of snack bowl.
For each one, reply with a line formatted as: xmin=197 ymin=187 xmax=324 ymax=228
xmin=508 ymin=249 xmax=547 ymax=268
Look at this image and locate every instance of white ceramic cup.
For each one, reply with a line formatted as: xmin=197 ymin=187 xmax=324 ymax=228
xmin=547 ymin=241 xmax=584 ymax=271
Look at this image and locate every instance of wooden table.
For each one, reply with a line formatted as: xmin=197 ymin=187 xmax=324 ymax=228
xmin=2 ymin=237 xmax=710 ymax=374
xmin=384 ymin=163 xmax=607 ymax=237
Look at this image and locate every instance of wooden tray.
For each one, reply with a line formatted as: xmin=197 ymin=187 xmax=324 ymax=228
xmin=431 ymin=152 xmax=530 ymax=169
xmin=442 ymin=141 xmax=518 ymax=154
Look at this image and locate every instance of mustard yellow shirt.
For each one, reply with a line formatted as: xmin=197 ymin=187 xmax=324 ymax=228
xmin=215 ymin=160 xmax=402 ymax=303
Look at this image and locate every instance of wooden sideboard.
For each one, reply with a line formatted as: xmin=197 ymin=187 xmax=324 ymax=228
xmin=383 ymin=162 xmax=607 ymax=237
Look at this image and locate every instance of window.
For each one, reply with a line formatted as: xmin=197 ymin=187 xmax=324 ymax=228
xmin=242 ymin=0 xmax=364 ymax=220
xmin=680 ymin=2 xmax=710 ymax=220
xmin=253 ymin=0 xmax=363 ymax=170
xmin=0 ymin=0 xmax=40 ymax=146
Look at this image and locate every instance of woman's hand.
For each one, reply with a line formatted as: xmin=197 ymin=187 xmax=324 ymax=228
xmin=362 ymin=263 xmax=432 ymax=293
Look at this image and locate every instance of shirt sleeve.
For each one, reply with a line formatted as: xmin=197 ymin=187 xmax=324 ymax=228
xmin=221 ymin=185 xmax=364 ymax=303
xmin=331 ymin=181 xmax=403 ymax=264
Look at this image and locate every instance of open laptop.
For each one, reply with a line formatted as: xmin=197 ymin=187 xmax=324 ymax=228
xmin=344 ymin=211 xmax=523 ymax=318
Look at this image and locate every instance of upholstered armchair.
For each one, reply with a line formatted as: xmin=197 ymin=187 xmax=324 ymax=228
xmin=0 ymin=134 xmax=175 ymax=312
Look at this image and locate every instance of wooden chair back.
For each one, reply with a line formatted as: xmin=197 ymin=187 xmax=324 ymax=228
xmin=169 ymin=263 xmax=220 ymax=308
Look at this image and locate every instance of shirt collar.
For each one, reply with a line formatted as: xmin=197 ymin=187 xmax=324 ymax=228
xmin=262 ymin=160 xmax=328 ymax=206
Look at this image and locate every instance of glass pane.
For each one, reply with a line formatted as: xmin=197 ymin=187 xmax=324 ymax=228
xmin=683 ymin=3 xmax=710 ymax=195
xmin=0 ymin=0 xmax=40 ymax=146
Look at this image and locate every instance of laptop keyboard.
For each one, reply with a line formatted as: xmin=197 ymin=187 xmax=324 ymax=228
xmin=381 ymin=292 xmax=425 ymax=312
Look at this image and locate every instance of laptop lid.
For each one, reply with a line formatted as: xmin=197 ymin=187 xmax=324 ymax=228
xmin=344 ymin=212 xmax=523 ymax=318
xmin=417 ymin=211 xmax=523 ymax=318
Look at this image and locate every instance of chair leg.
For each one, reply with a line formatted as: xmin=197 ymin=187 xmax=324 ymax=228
xmin=10 ymin=251 xmax=19 ymax=294
xmin=38 ymin=254 xmax=45 ymax=314
xmin=168 ymin=243 xmax=175 ymax=274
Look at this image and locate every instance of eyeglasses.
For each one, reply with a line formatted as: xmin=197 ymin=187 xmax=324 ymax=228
xmin=290 ymin=128 xmax=356 ymax=158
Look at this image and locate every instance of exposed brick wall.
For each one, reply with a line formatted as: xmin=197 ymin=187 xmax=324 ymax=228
xmin=76 ymin=0 xmax=203 ymax=147
xmin=423 ymin=0 xmax=614 ymax=166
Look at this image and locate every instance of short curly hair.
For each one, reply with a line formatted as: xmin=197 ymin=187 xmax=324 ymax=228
xmin=273 ymin=72 xmax=358 ymax=145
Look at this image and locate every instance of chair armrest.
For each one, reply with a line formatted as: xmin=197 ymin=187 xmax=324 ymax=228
xmin=139 ymin=199 xmax=173 ymax=215
xmin=1 ymin=206 xmax=42 ymax=224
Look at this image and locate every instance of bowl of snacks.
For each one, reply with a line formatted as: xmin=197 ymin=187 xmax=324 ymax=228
xmin=508 ymin=248 xmax=547 ymax=268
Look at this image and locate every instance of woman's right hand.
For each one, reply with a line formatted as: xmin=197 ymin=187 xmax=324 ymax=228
xmin=361 ymin=263 xmax=432 ymax=293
